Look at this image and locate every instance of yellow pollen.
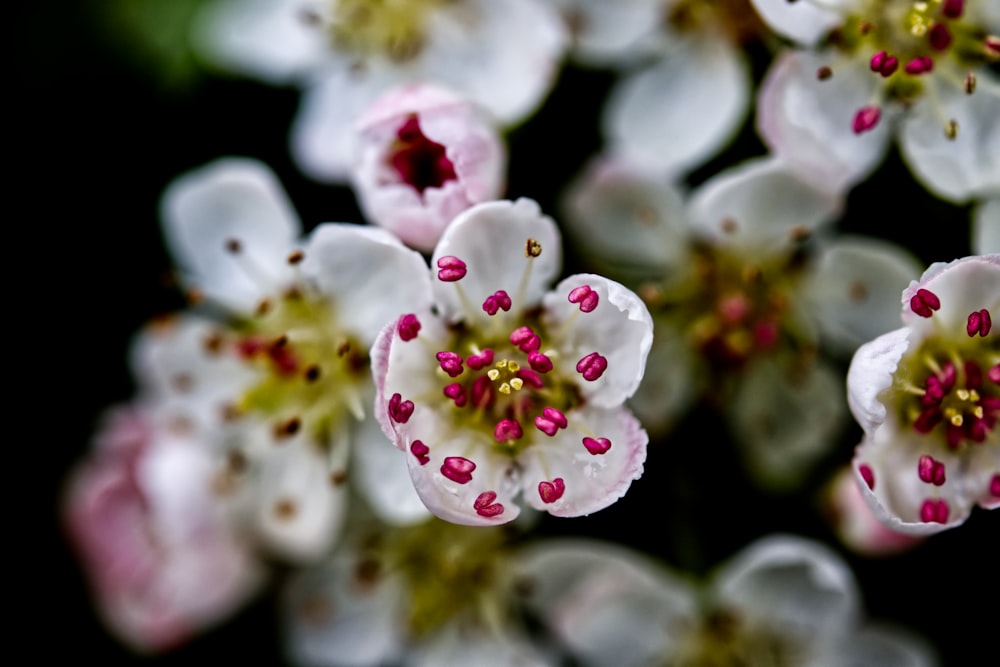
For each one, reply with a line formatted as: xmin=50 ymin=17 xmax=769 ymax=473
xmin=507 ymin=361 xmax=520 ymax=372
xmin=950 ymin=414 xmax=964 ymax=427
xmin=498 ymin=383 xmax=512 ymax=395
xmin=509 ymin=378 xmax=524 ymax=391
xmin=487 ymin=369 xmax=500 ymax=381
xmin=968 ymin=389 xmax=980 ymax=402
xmin=974 ymin=406 xmax=985 ymax=419
xmin=956 ymin=389 xmax=970 ymax=401
xmin=496 ymin=360 xmax=508 ymax=369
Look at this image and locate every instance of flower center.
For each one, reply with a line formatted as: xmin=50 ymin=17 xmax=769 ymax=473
xmin=209 ymin=276 xmax=370 ymax=445
xmin=388 ymin=115 xmax=458 ymax=194
xmin=672 ymin=607 xmax=803 ymax=667
xmin=321 ymin=0 xmax=449 ymax=63
xmin=640 ymin=242 xmax=809 ymax=373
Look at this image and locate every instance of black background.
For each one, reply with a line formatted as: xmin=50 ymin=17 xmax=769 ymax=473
xmin=19 ymin=2 xmax=996 ymax=664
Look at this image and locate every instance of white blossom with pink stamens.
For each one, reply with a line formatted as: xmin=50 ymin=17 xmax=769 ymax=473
xmin=848 ymin=254 xmax=1000 ymax=534
xmin=372 ymin=198 xmax=653 ymax=526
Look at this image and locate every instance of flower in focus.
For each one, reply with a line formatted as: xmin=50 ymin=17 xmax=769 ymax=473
xmin=350 ymin=82 xmax=506 ymax=252
xmin=146 ymin=157 xmax=433 ymax=561
xmin=848 ymin=254 xmax=999 ymax=534
xmin=552 ymin=0 xmax=772 ymax=176
xmin=561 ymin=155 xmax=922 ymax=488
xmin=193 ymin=0 xmax=567 ymax=181
xmin=283 ymin=516 xmax=555 ymax=667
xmin=372 ymin=198 xmax=653 ymax=525
xmin=753 ymin=0 xmax=1000 ymax=200
xmin=63 ymin=406 xmax=263 ymax=652
xmin=517 ymin=534 xmax=938 ymax=666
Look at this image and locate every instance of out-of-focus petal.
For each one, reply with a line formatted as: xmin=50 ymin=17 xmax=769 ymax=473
xmin=749 ymin=0 xmax=850 ymax=46
xmin=973 ymin=197 xmax=1000 ymax=254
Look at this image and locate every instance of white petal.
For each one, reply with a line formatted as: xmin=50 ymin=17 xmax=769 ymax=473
xmin=350 ymin=411 xmax=432 ymax=526
xmin=159 ymin=157 xmax=301 ymax=311
xmin=300 ymin=223 xmax=433 ymax=343
xmin=254 ymin=431 xmax=349 ymax=562
xmin=283 ymin=554 xmax=407 ymax=667
xmin=431 ymin=199 xmax=562 ymax=326
xmin=542 ymin=274 xmax=654 ymax=408
xmin=846 ymin=328 xmax=912 ymax=436
xmin=973 ymin=197 xmax=1000 ymax=255
xmin=604 ymin=36 xmax=750 ymax=175
xmin=712 ymin=535 xmax=861 ymax=640
xmin=687 ymin=154 xmax=844 ymax=251
xmin=749 ymin=0 xmax=851 ymax=46
xmin=192 ymin=0 xmax=329 ymax=83
xmin=729 ymin=358 xmax=847 ymax=490
xmin=802 ymin=236 xmax=922 ymax=357
xmin=409 ymin=626 xmax=551 ymax=667
xmin=899 ymin=254 xmax=1000 ymax=336
xmin=757 ymin=50 xmax=892 ymax=193
xmin=898 ymin=74 xmax=1000 ymax=203
xmin=828 ymin=623 xmax=939 ymax=667
xmin=550 ymin=0 xmax=664 ymax=66
xmin=518 ymin=406 xmax=647 ymax=517
xmin=514 ymin=539 xmax=697 ymax=667
xmin=559 ymin=155 xmax=691 ymax=279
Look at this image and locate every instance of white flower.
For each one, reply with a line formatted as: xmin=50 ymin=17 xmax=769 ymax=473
xmin=193 ymin=0 xmax=567 ymax=182
xmin=63 ymin=406 xmax=263 ymax=652
xmin=144 ymin=157 xmax=433 ymax=561
xmin=551 ymin=0 xmax=765 ymax=177
xmin=517 ymin=534 xmax=938 ymax=667
xmin=350 ymin=82 xmax=506 ymax=252
xmin=973 ymin=196 xmax=999 ymax=254
xmin=848 ymin=254 xmax=1000 ymax=534
xmin=561 ymin=154 xmax=922 ymax=488
xmin=754 ymin=0 xmax=1000 ymax=201
xmin=283 ymin=517 xmax=555 ymax=667
xmin=372 ymin=198 xmax=653 ymax=525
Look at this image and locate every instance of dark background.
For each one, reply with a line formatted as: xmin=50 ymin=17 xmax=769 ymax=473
xmin=19 ymin=2 xmax=995 ymax=664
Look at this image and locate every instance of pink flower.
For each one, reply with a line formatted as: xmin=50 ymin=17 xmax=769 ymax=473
xmin=372 ymin=198 xmax=653 ymax=525
xmin=351 ymin=83 xmax=506 ymax=252
xmin=848 ymin=254 xmax=1000 ymax=534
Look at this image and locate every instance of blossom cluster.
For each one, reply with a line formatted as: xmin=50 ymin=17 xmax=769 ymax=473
xmin=54 ymin=0 xmax=997 ymax=664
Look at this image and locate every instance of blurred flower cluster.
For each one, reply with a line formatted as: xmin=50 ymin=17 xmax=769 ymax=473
xmin=45 ymin=0 xmax=998 ymax=665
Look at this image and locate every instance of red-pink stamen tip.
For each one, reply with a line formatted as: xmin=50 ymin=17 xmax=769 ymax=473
xmin=967 ymin=309 xmax=992 ymax=337
xmin=582 ymin=437 xmax=612 ymax=455
xmin=535 ymin=407 xmax=567 ymax=436
xmin=441 ymin=456 xmax=476 ymax=484
xmin=437 ymin=256 xmax=467 ymax=282
xmin=918 ymin=455 xmax=947 ymax=486
xmin=388 ymin=393 xmax=414 ymax=423
xmin=473 ymin=491 xmax=504 ymax=517
xmin=928 ymin=23 xmax=952 ymax=51
xmin=397 ymin=313 xmax=421 ymax=341
xmin=494 ymin=418 xmax=523 ymax=442
xmin=852 ymin=106 xmax=881 ymax=134
xmin=443 ymin=382 xmax=468 ymax=407
xmin=576 ymin=352 xmax=608 ymax=381
xmin=510 ymin=326 xmax=541 ymax=352
xmin=436 ymin=351 xmax=464 ymax=377
xmin=919 ymin=498 xmax=949 ymax=523
xmin=482 ymin=290 xmax=512 ymax=316
xmin=466 ymin=349 xmax=495 ymax=370
xmin=516 ymin=368 xmax=544 ymax=389
xmin=410 ymin=440 xmax=430 ymax=465
xmin=942 ymin=0 xmax=964 ymax=19
xmin=990 ymin=474 xmax=1000 ymax=497
xmin=904 ymin=56 xmax=934 ymax=75
xmin=988 ymin=364 xmax=1000 ymax=384
xmin=910 ymin=288 xmax=941 ymax=317
xmin=568 ymin=285 xmax=599 ymax=313
xmin=538 ymin=477 xmax=566 ymax=504
xmin=527 ymin=351 xmax=553 ymax=373
xmin=859 ymin=463 xmax=875 ymax=490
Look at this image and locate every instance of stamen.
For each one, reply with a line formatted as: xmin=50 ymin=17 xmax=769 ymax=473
xmin=928 ymin=23 xmax=952 ymax=51
xmin=859 ymin=463 xmax=875 ymax=490
xmin=568 ymin=285 xmax=599 ymax=313
xmin=582 ymin=437 xmax=612 ymax=455
xmin=410 ymin=441 xmax=430 ymax=465
xmin=535 ymin=407 xmax=568 ymax=436
xmin=274 ymin=416 xmax=301 ymax=439
xmin=388 ymin=393 xmax=415 ymax=423
xmin=510 ymin=326 xmax=541 ymax=352
xmin=398 ymin=313 xmax=421 ymax=341
xmin=287 ymin=250 xmax=305 ymax=265
xmin=443 ymin=382 xmax=468 ymax=407
xmin=918 ymin=455 xmax=947 ymax=486
xmin=944 ymin=119 xmax=958 ymax=140
xmin=482 ymin=290 xmax=512 ymax=315
xmin=538 ymin=478 xmax=566 ymax=503
xmin=436 ymin=351 xmax=464 ymax=377
xmin=853 ymin=105 xmax=881 ymax=134
xmin=919 ymin=498 xmax=949 ymax=523
xmin=967 ymin=309 xmax=992 ymax=337
xmin=869 ymin=50 xmax=898 ymax=77
xmin=941 ymin=0 xmax=964 ymax=19
xmin=527 ymin=351 xmax=553 ymax=373
xmin=474 ymin=491 xmax=504 ymax=517
xmin=904 ymin=56 xmax=934 ymax=75
xmin=441 ymin=456 xmax=476 ymax=484
xmin=965 ymin=72 xmax=976 ymax=94
xmin=576 ymin=352 xmax=608 ymax=381
xmin=991 ymin=474 xmax=1000 ymax=497
xmin=304 ymin=364 xmax=321 ymax=382
xmin=525 ymin=238 xmax=542 ymax=258
xmin=909 ymin=288 xmax=941 ymax=317
xmin=437 ymin=256 xmax=467 ymax=282
xmin=816 ymin=65 xmax=833 ymax=80
xmin=466 ymin=349 xmax=495 ymax=370
xmin=494 ymin=419 xmax=523 ymax=442
xmin=517 ymin=369 xmax=544 ymax=389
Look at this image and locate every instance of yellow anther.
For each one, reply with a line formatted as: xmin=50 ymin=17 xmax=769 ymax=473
xmin=487 ymin=369 xmax=500 ymax=381
xmin=507 ymin=361 xmax=520 ymax=373
xmin=957 ymin=389 xmax=970 ymax=401
xmin=968 ymin=389 xmax=980 ymax=402
xmin=509 ymin=378 xmax=524 ymax=391
xmin=526 ymin=238 xmax=542 ymax=257
xmin=974 ymin=406 xmax=984 ymax=419
xmin=499 ymin=383 xmax=512 ymax=395
xmin=950 ymin=414 xmax=964 ymax=427
xmin=496 ymin=360 xmax=508 ymax=369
